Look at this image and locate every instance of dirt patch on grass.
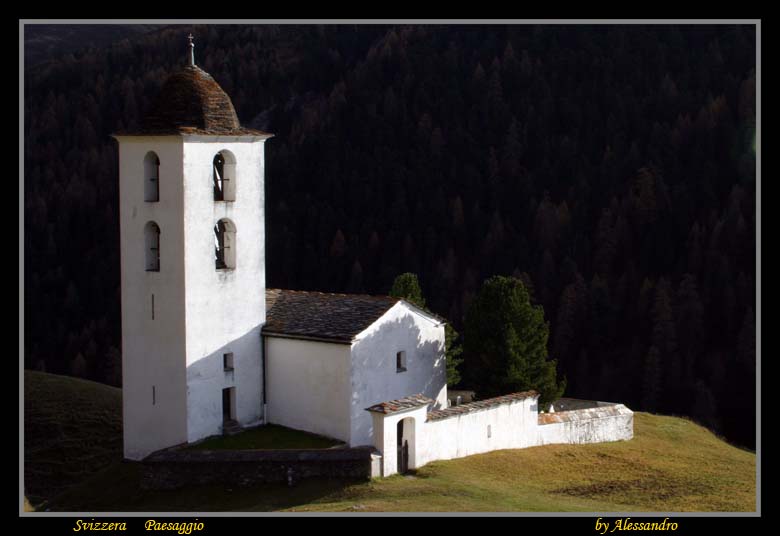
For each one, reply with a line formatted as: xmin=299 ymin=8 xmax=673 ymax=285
xmin=553 ymin=474 xmax=714 ymax=502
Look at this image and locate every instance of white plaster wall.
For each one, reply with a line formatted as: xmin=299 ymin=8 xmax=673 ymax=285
xmin=537 ymin=406 xmax=634 ymax=446
xmin=370 ymin=406 xmax=429 ymax=477
xmin=416 ymin=397 xmax=540 ymax=470
xmin=349 ymin=302 xmax=447 ymax=446
xmin=117 ymin=137 xmax=188 ymax=460
xmin=182 ymin=138 xmax=267 ymax=443
xmin=370 ymin=397 xmax=634 ymax=477
xmin=265 ymin=337 xmax=352 ymax=442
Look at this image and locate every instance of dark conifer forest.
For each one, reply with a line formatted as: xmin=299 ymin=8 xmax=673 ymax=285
xmin=23 ymin=25 xmax=757 ymax=448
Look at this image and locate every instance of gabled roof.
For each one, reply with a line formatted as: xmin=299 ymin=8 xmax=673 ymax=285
xmin=390 ymin=299 xmax=447 ymax=326
xmin=365 ymin=394 xmax=435 ymax=415
xmin=263 ymin=289 xmax=400 ymax=343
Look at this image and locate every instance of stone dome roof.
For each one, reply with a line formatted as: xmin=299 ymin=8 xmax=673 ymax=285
xmin=119 ymin=64 xmax=271 ymax=137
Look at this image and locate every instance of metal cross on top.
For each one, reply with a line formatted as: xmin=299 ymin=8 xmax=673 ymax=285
xmin=188 ymin=33 xmax=195 ymax=66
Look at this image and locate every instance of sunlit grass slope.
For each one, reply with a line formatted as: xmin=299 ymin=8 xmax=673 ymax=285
xmin=24 ymin=370 xmax=755 ymax=512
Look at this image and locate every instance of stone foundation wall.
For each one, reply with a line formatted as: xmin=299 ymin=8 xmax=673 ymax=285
xmin=141 ymin=446 xmax=377 ymax=490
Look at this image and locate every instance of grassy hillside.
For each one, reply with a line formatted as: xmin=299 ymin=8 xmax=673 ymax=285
xmin=24 ymin=370 xmax=755 ymax=512
xmin=287 ymin=412 xmax=756 ymax=512
xmin=24 ymin=370 xmax=123 ymax=507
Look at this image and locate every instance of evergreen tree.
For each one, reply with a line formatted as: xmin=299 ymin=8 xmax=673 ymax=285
xmin=70 ymin=352 xmax=87 ymax=379
xmin=389 ymin=272 xmax=426 ymax=308
xmin=651 ymin=278 xmax=680 ymax=402
xmin=737 ymin=307 xmax=756 ymax=372
xmin=676 ymin=274 xmax=704 ymax=381
xmin=347 ymin=259 xmax=364 ymax=293
xmin=553 ymin=284 xmax=578 ymax=363
xmin=692 ymin=379 xmax=720 ymax=432
xmin=444 ymin=323 xmax=464 ymax=387
xmin=642 ymin=346 xmax=662 ymax=412
xmin=463 ymin=275 xmax=565 ymax=405
xmin=103 ymin=346 xmax=122 ymax=387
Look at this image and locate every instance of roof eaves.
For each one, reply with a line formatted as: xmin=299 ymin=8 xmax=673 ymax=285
xmin=397 ymin=299 xmax=448 ymax=325
xmin=350 ymin=298 xmax=401 ymax=342
xmin=181 ymin=132 xmax=275 ymax=141
xmin=365 ymin=403 xmax=425 ymax=416
xmin=112 ymin=129 xmax=274 ymax=138
xmin=261 ymin=330 xmax=353 ymax=345
xmin=364 ymin=394 xmax=435 ymax=415
xmin=351 ymin=299 xmax=446 ymax=343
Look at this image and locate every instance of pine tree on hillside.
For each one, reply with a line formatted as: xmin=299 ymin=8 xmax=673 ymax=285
xmin=389 ymin=272 xmax=426 ymax=308
xmin=463 ymin=275 xmax=565 ymax=406
xmin=642 ymin=346 xmax=662 ymax=412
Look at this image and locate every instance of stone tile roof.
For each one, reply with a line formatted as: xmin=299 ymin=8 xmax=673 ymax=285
xmin=538 ymin=403 xmax=633 ymax=425
xmin=365 ymin=394 xmax=435 ymax=415
xmin=116 ymin=65 xmax=272 ymax=138
xmin=426 ymin=390 xmax=539 ymax=422
xmin=263 ymin=289 xmax=399 ymax=343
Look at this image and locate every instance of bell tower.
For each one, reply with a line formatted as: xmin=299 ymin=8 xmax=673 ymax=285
xmin=114 ymin=35 xmax=272 ymax=460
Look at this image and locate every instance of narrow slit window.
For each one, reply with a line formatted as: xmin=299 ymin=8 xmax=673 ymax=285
xmin=145 ymin=222 xmax=160 ymax=272
xmin=152 ymin=385 xmax=156 ymax=405
xmin=223 ymin=352 xmax=234 ymax=371
xmin=144 ymin=151 xmax=160 ymax=202
xmin=487 ymin=424 xmax=492 ymax=438
xmin=151 ymin=294 xmax=155 ymax=320
xmin=396 ymin=351 xmax=407 ymax=372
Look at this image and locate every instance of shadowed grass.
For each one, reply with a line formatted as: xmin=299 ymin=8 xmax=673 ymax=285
xmin=187 ymin=424 xmax=343 ymax=450
xmin=49 ymin=461 xmax=358 ymax=512
xmin=25 ymin=371 xmax=755 ymax=512
xmin=24 ymin=371 xmax=123 ymax=508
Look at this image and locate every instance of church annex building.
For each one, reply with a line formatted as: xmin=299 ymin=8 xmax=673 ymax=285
xmin=114 ymin=40 xmax=633 ymax=478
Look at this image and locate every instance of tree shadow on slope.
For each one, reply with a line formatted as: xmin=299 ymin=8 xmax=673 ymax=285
xmin=47 ymin=460 xmax=365 ymax=512
xmin=24 ymin=371 xmax=123 ymax=507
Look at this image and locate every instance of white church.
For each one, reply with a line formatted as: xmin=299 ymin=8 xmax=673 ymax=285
xmin=114 ymin=38 xmax=633 ymax=478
